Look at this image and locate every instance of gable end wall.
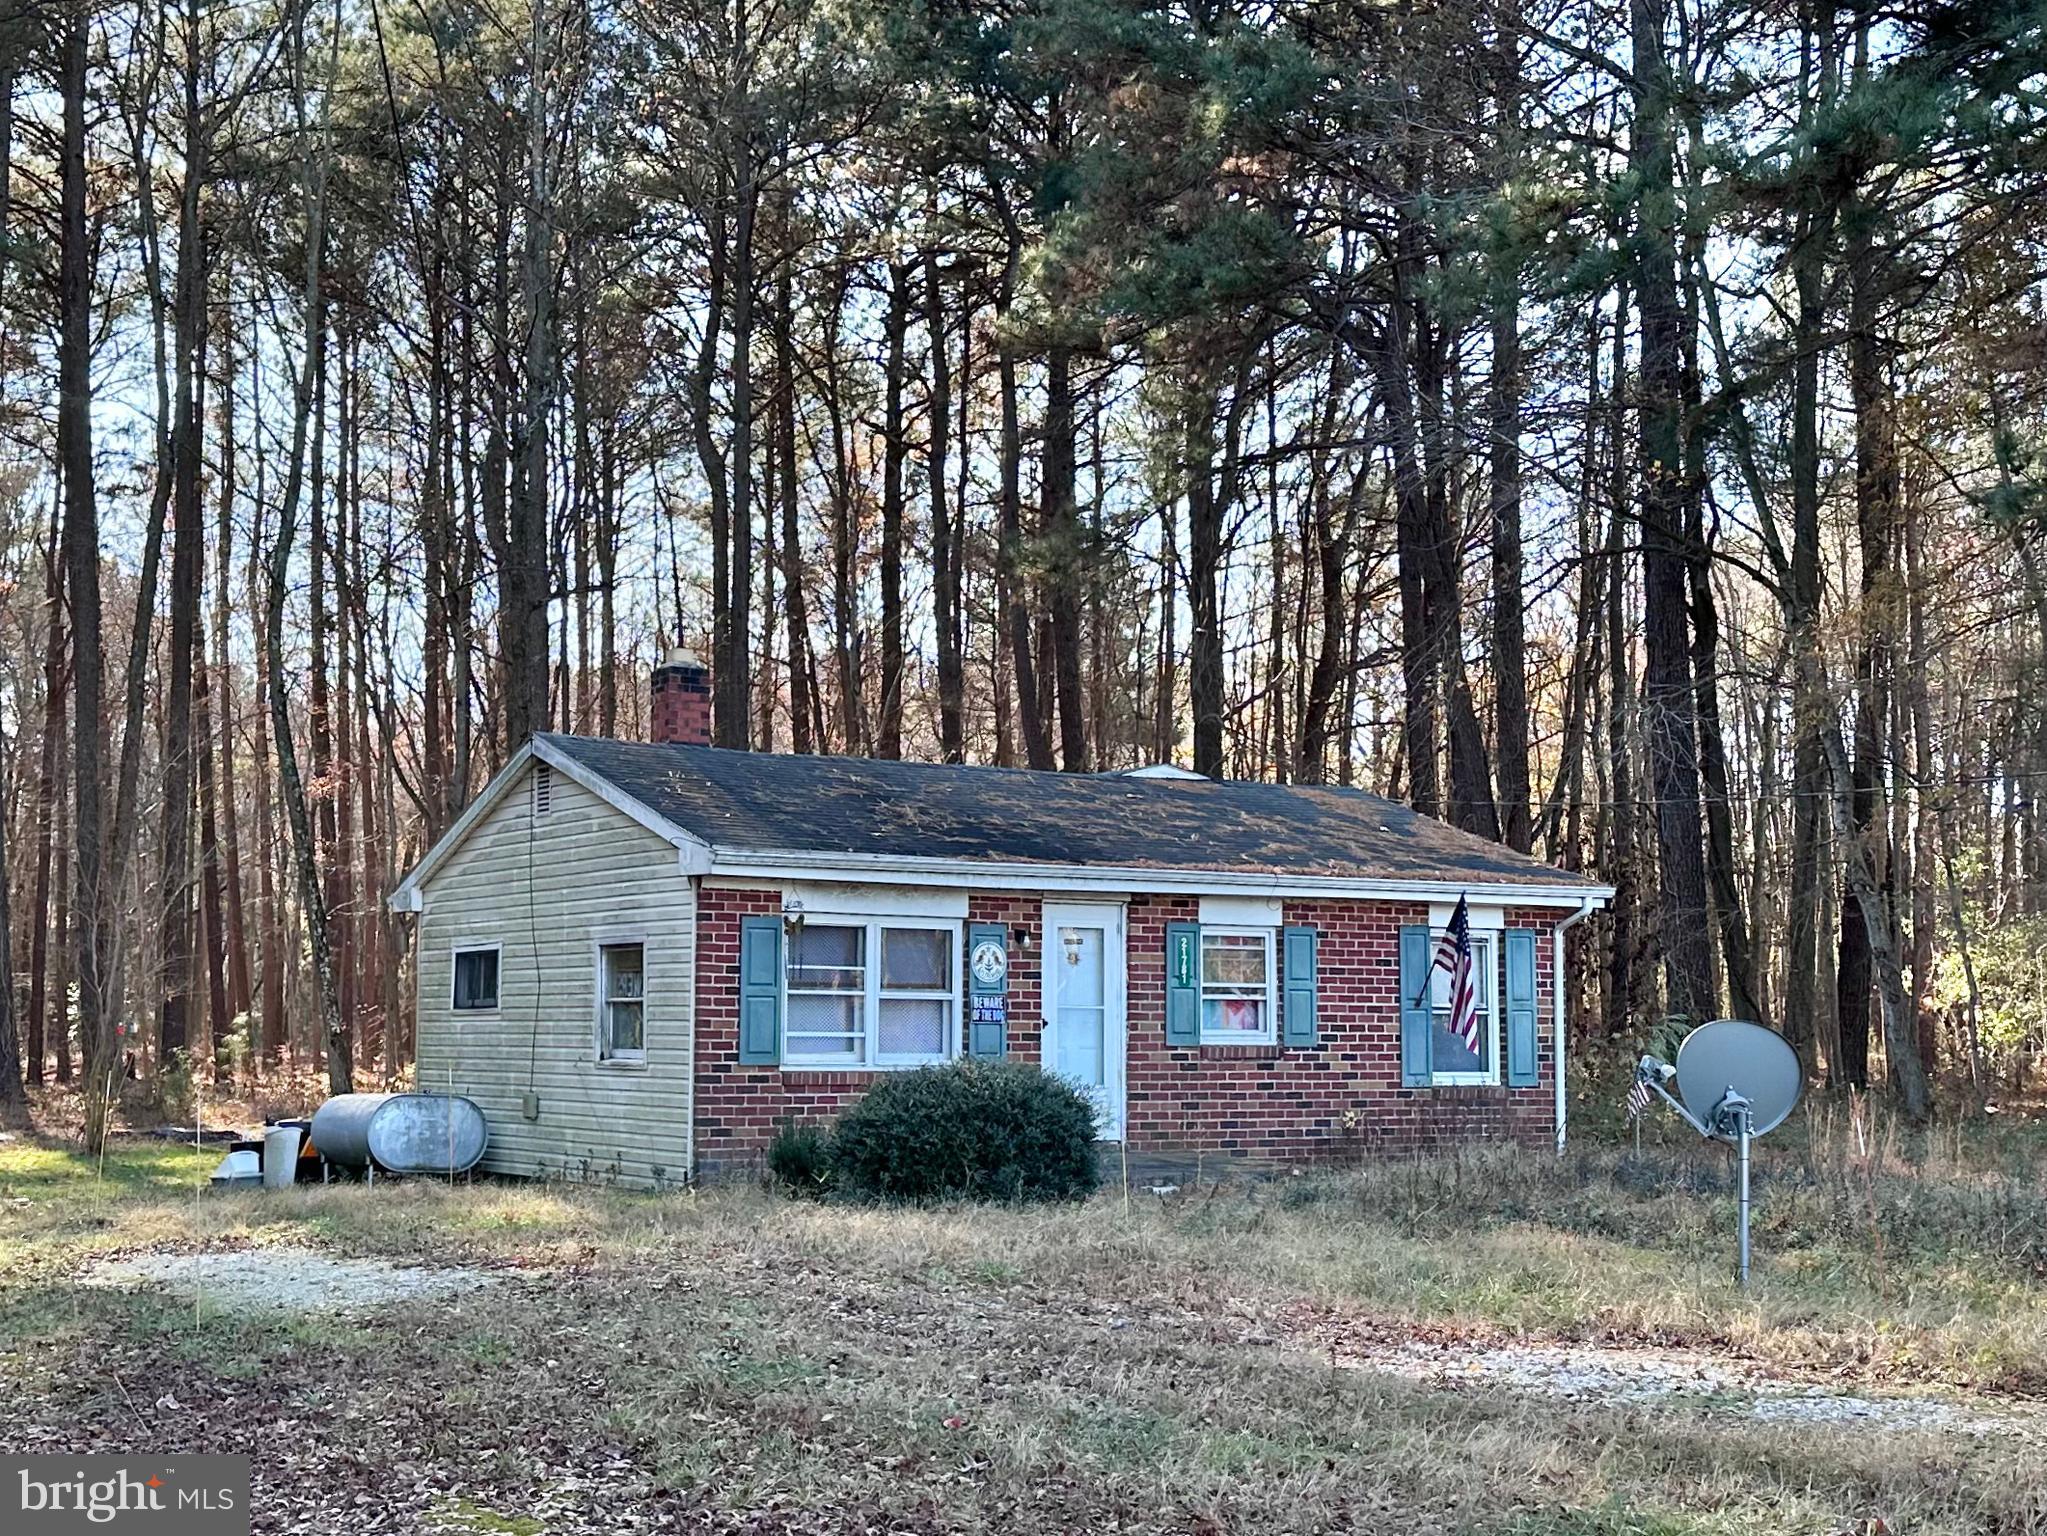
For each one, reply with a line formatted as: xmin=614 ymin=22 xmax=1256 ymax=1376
xmin=413 ymin=763 xmax=695 ymax=1187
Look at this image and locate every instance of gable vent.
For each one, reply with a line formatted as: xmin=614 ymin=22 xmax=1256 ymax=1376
xmin=532 ymin=764 xmax=553 ymax=817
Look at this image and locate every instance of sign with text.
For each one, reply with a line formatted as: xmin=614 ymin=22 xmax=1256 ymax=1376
xmin=2 ymin=1455 xmax=249 ymax=1536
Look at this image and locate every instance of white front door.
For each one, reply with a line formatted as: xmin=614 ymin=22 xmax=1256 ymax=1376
xmin=1042 ymin=903 xmax=1127 ymax=1140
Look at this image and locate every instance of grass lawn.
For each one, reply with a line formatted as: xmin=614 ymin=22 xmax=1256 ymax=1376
xmin=2 ymin=1119 xmax=2044 ymax=1535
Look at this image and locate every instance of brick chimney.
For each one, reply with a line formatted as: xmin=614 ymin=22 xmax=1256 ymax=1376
xmin=650 ymin=648 xmax=712 ymax=745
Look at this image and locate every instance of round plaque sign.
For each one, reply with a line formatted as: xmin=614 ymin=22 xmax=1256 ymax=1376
xmin=970 ymin=936 xmax=1008 ymax=988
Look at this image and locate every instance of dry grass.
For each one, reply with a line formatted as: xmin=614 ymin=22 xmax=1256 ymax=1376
xmin=1 ymin=1121 xmax=2044 ymax=1534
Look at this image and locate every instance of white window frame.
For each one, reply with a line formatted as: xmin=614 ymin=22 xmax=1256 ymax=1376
xmin=781 ymin=916 xmax=962 ymax=1070
xmin=450 ymin=942 xmax=501 ymax=1014
xmin=592 ymin=935 xmax=649 ymax=1066
xmin=1197 ymin=926 xmax=1278 ymax=1046
xmin=1428 ymin=929 xmax=1501 ymax=1086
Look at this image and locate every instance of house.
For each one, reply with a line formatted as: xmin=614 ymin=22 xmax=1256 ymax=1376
xmin=391 ymin=653 xmax=1613 ymax=1185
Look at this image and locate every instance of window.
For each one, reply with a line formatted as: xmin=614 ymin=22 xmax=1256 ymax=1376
xmin=599 ymin=943 xmax=646 ymax=1061
xmin=786 ymin=924 xmax=864 ymax=1062
xmin=452 ymin=946 xmax=499 ymax=1011
xmin=1429 ymin=931 xmax=1498 ymax=1083
xmin=1199 ymin=928 xmax=1275 ymax=1045
xmin=783 ymin=919 xmax=957 ymax=1067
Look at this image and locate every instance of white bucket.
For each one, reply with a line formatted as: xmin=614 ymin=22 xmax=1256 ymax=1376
xmin=262 ymin=1125 xmax=303 ymax=1189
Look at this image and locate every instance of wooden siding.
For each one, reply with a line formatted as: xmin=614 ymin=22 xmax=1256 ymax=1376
xmin=413 ymin=762 xmax=694 ymax=1187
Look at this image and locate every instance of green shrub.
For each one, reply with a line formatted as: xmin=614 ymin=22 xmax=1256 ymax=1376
xmin=765 ymin=1117 xmax=834 ymax=1196
xmin=830 ymin=1061 xmax=1101 ymax=1204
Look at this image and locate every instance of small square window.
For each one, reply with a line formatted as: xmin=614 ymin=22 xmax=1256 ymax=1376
xmin=1199 ymin=929 xmax=1274 ymax=1045
xmin=600 ymin=943 xmax=645 ymax=1061
xmin=453 ymin=947 xmax=499 ymax=1011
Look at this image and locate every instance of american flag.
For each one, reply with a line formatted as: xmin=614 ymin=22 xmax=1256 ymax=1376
xmin=1429 ymin=895 xmax=1482 ymax=1057
xmin=1626 ymin=1074 xmax=1654 ymax=1120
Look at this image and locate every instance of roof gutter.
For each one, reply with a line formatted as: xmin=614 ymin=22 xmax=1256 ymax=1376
xmin=706 ymin=846 xmax=1615 ymax=909
xmin=1552 ymin=894 xmax=1599 ymax=1155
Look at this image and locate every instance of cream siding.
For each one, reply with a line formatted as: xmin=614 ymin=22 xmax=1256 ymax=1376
xmin=413 ymin=763 xmax=694 ymax=1187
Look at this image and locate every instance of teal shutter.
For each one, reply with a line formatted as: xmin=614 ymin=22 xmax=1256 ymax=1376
xmin=1165 ymin=922 xmax=1200 ymax=1047
xmin=967 ymin=922 xmax=1009 ymax=1059
xmin=1281 ymin=925 xmax=1318 ymax=1047
xmin=1398 ymin=924 xmax=1433 ymax=1087
xmin=739 ymin=915 xmax=783 ymax=1064
xmin=1504 ymin=928 xmax=1540 ymax=1086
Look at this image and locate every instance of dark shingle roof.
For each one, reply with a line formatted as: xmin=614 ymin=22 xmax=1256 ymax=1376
xmin=537 ymin=735 xmax=1601 ymax=890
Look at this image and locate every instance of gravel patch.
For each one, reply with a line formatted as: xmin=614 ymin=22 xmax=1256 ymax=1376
xmin=1335 ymin=1337 xmax=2038 ymax=1439
xmin=81 ymin=1249 xmax=498 ymax=1313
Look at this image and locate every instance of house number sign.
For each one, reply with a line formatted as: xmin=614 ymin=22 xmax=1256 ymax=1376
xmin=1171 ymin=928 xmax=1196 ymax=989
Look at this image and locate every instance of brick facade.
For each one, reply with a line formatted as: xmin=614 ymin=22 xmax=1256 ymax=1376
xmin=692 ymin=883 xmax=1558 ymax=1172
xmin=1123 ymin=895 xmax=1556 ymax=1157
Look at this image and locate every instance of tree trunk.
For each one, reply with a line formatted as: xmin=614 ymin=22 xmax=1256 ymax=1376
xmin=213 ymin=279 xmax=253 ymax=1025
xmin=504 ymin=0 xmax=554 ymax=744
xmin=821 ymin=266 xmax=862 ymax=752
xmin=996 ymin=222 xmax=1054 ymax=770
xmin=157 ymin=5 xmax=209 ymax=1068
xmin=26 ymin=504 xmax=64 ymax=1088
xmin=1379 ymin=307 xmax=1439 ymax=818
xmin=774 ymin=258 xmax=813 ymax=755
xmin=58 ymin=9 xmax=112 ymax=1147
xmin=720 ymin=124 xmax=756 ymax=749
xmin=246 ymin=475 xmax=286 ymax=1066
xmin=1296 ymin=344 xmax=1355 ymax=784
xmin=927 ymin=251 xmax=965 ymax=764
xmin=1904 ymin=477 xmax=1938 ymax=1075
xmin=1630 ymin=0 xmax=1714 ymax=1025
xmin=1820 ymin=722 xmax=1931 ymax=1119
xmin=195 ymin=598 xmax=233 ymax=1081
xmin=1837 ymin=102 xmax=1895 ymax=1093
xmin=1688 ymin=505 xmax=1763 ymax=1025
xmin=1154 ymin=492 xmax=1177 ymax=765
xmin=1782 ymin=81 xmax=1832 ymax=1066
xmin=1601 ymin=283 xmax=1639 ymax=1039
xmin=1489 ymin=13 xmax=1532 ymax=852
xmin=878 ymin=263 xmax=910 ymax=759
xmin=1187 ymin=381 xmax=1226 ymax=779
xmin=51 ymin=774 xmax=71 ymax=1085
xmin=0 ymin=747 xmax=25 ymax=1124
xmin=1045 ymin=345 xmax=1088 ymax=771
xmin=268 ymin=3 xmax=350 ymax=1097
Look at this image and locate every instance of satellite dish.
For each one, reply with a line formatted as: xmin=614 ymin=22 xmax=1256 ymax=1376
xmin=1632 ymin=1019 xmax=1804 ymax=1287
xmin=1675 ymin=1019 xmax=1803 ymax=1139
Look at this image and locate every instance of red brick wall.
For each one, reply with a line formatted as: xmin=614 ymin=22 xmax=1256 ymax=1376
xmin=692 ymin=884 xmax=1558 ymax=1171
xmin=966 ymin=893 xmax=1045 ymax=1067
xmin=694 ymin=885 xmax=869 ymax=1168
xmin=1124 ymin=895 xmax=1556 ymax=1159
